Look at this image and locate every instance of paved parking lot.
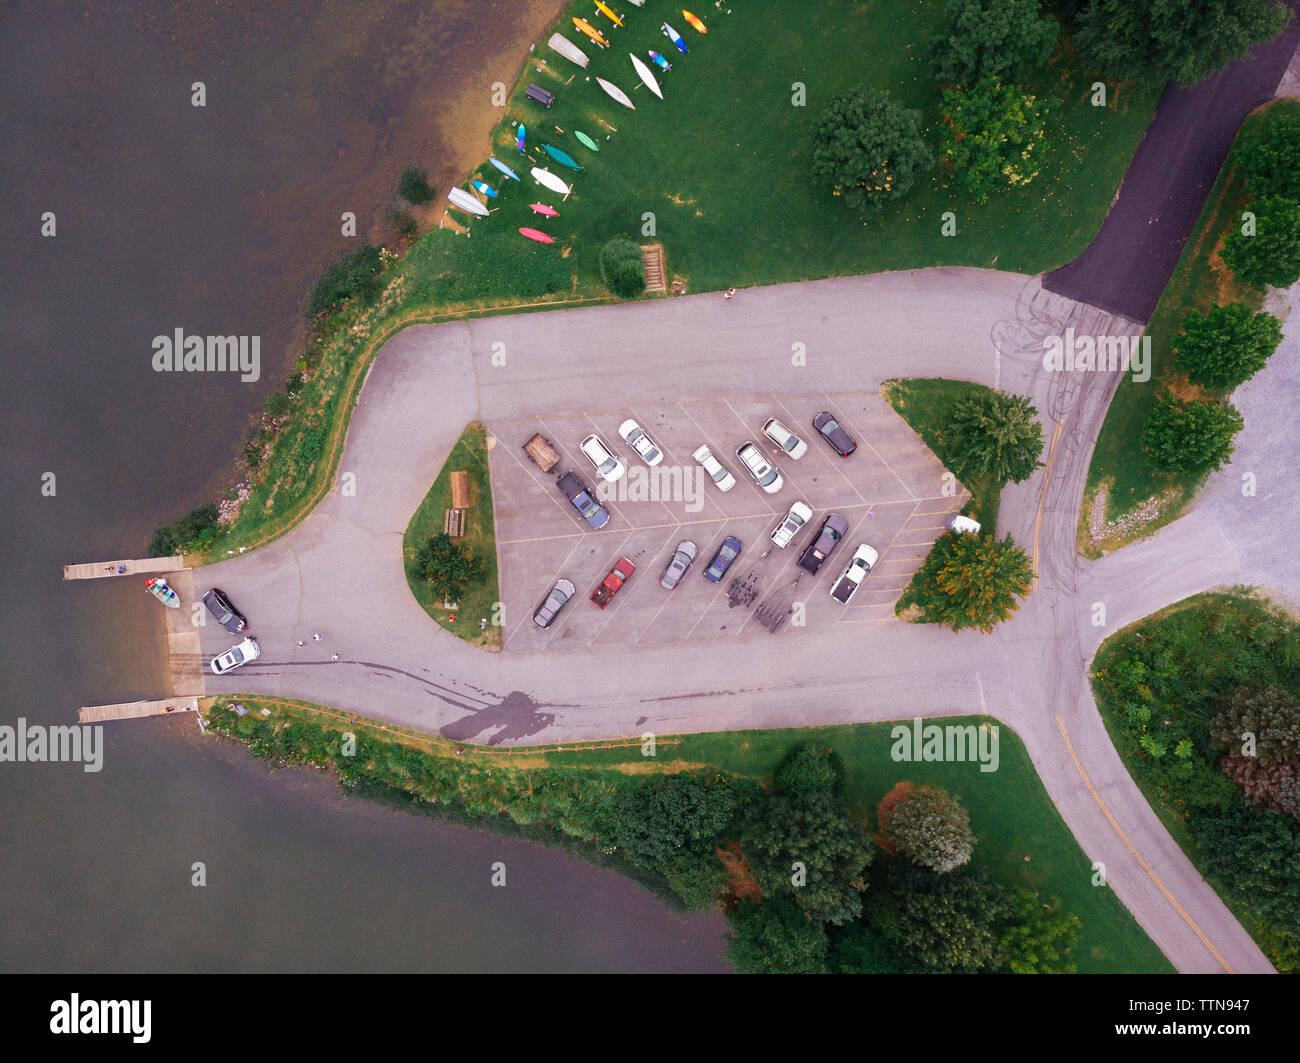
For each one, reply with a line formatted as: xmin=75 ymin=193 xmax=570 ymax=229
xmin=489 ymin=390 xmax=968 ymax=653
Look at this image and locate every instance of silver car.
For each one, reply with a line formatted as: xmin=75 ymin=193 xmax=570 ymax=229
xmin=659 ymin=540 xmax=697 ymax=589
xmin=692 ymin=444 xmax=736 ymax=492
xmin=210 ymin=637 xmax=261 ymax=675
xmin=619 ymin=419 xmax=664 ymax=467
xmin=533 ymin=578 xmax=577 ymax=628
xmin=579 ymin=433 xmax=626 ymax=482
xmin=770 ymin=501 xmax=813 ymax=549
xmin=736 ymin=441 xmax=783 ymax=493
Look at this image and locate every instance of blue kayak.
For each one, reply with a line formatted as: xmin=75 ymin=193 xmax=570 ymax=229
xmin=472 ymin=179 xmax=498 ymax=198
xmin=488 ymin=156 xmax=520 ymax=181
xmin=648 ymin=50 xmax=672 ymax=72
xmin=541 ymin=144 xmax=583 ymax=170
xmin=662 ymin=23 xmax=688 ymax=54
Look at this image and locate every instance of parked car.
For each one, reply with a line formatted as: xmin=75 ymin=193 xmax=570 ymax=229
xmin=798 ymin=512 xmax=849 ymax=574
xmin=533 ymin=578 xmax=576 ymax=628
xmin=579 ymin=433 xmax=626 ymax=482
xmin=210 ymin=637 xmax=261 ymax=675
xmin=762 ymin=417 xmax=808 ymax=459
xmin=829 ymin=544 xmax=879 ymax=603
xmin=591 ymin=557 xmax=636 ymax=608
xmin=659 ymin=540 xmax=697 ymax=589
xmin=202 ymin=588 xmax=247 ymax=633
xmin=812 ymin=411 xmax=858 ymax=457
xmin=618 ymin=419 xmax=663 ymax=467
xmin=704 ymin=536 xmax=743 ymax=582
xmin=770 ymin=501 xmax=813 ymax=549
xmin=736 ymin=441 xmax=783 ymax=493
xmin=556 ymin=471 xmax=610 ymax=529
xmin=946 ymin=514 xmax=982 ymax=535
xmin=692 ymin=444 xmax=736 ymax=492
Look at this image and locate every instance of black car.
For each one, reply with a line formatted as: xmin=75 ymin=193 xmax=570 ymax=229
xmin=798 ymin=513 xmax=849 ymax=575
xmin=203 ymin=588 xmax=247 ymax=633
xmin=813 ymin=411 xmax=857 ymax=457
xmin=556 ymin=470 xmax=610 ymax=530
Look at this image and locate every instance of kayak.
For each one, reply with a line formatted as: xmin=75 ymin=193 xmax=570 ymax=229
xmin=629 ymin=53 xmax=663 ymax=99
xmin=682 ymin=10 xmax=707 ymax=33
xmin=572 ymin=17 xmax=608 ymax=48
xmin=447 ymin=186 xmax=490 ymax=216
xmin=519 ymin=227 xmax=555 ymax=244
xmin=662 ymin=23 xmax=688 ymax=53
xmin=530 ymin=166 xmax=572 ymax=196
xmin=574 ymin=130 xmax=600 ymax=152
xmin=541 ymin=143 xmax=583 ymax=170
xmin=548 ymin=33 xmax=590 ymax=69
xmin=516 ymin=123 xmax=526 ymax=154
xmin=488 ymin=156 xmax=520 ymax=181
xmin=594 ymin=1 xmax=623 ymax=26
xmin=145 ymin=577 xmax=180 ymax=609
xmin=529 ymin=202 xmax=560 ymax=217
xmin=471 ymin=179 xmax=498 ymax=198
xmin=648 ymin=50 xmax=672 ymax=73
xmin=596 ymin=76 xmax=636 ymax=110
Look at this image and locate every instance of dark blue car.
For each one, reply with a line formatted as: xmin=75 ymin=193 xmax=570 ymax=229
xmin=704 ymin=536 xmax=742 ymax=582
xmin=556 ymin=471 xmax=610 ymax=529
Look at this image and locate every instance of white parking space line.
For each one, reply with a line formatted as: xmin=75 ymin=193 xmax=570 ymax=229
xmin=860 ymin=435 xmax=920 ymax=501
xmin=634 ymin=528 xmax=697 ymax=644
xmin=584 ymin=409 xmax=677 ymax=523
xmin=584 ymin=530 xmax=642 ymax=647
xmin=834 ymin=498 xmax=925 ymax=628
xmin=505 ymin=535 xmax=590 ymax=648
xmin=771 ymin=395 xmax=868 ymax=507
xmin=497 ymin=426 xmax=576 ymax=521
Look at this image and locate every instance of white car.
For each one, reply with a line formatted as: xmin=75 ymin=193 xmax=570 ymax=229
xmin=618 ymin=419 xmax=663 ymax=467
xmin=762 ymin=417 xmax=808 ymax=460
xmin=946 ymin=514 xmax=982 ymax=535
xmin=736 ymin=441 xmax=783 ymax=494
xmin=692 ymin=444 xmax=736 ymax=492
xmin=829 ymin=544 xmax=879 ymax=604
xmin=579 ymin=433 xmax=626 ymax=482
xmin=210 ymin=637 xmax=261 ymax=675
xmin=770 ymin=501 xmax=813 ymax=549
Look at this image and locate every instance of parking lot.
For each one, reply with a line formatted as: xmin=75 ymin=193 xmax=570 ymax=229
xmin=489 ymin=390 xmax=969 ymax=653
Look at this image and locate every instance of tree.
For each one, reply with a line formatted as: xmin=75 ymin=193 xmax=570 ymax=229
xmin=930 ymin=0 xmax=1059 ymax=86
xmin=724 ymin=896 xmax=830 ymax=974
xmin=870 ymin=863 xmax=1010 ymax=972
xmin=397 ymin=165 xmax=434 ymax=205
xmin=411 ymin=532 xmax=485 ymax=601
xmin=741 ymin=792 xmax=874 ymax=926
xmin=1191 ymin=802 xmax=1300 ymax=935
xmin=148 ymin=504 xmax=220 ymax=556
xmin=999 ymin=889 xmax=1081 ymax=973
xmin=1073 ymin=0 xmax=1292 ymax=87
xmin=882 ymin=785 xmax=976 ymax=873
xmin=944 ymin=389 xmax=1045 ymax=485
xmin=1232 ymin=109 xmax=1300 ymax=200
xmin=1221 ymin=195 xmax=1300 ymax=289
xmin=599 ymin=237 xmax=646 ymax=298
xmin=1209 ymin=686 xmax=1300 ymax=766
xmin=831 ymin=924 xmax=900 ymax=973
xmin=811 ymin=86 xmax=934 ymax=214
xmin=910 ymin=531 xmax=1033 ymax=632
xmin=1172 ymin=302 xmax=1283 ymax=391
xmin=1141 ymin=397 xmax=1243 ymax=475
xmin=662 ymin=850 xmax=729 ymax=911
xmin=940 ymin=79 xmax=1054 ymax=203
xmin=308 ymin=244 xmax=385 ymax=319
xmin=773 ymin=742 xmax=843 ymax=798
xmin=611 ymin=772 xmax=737 ymax=870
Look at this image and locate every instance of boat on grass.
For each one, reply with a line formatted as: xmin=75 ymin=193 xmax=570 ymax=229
xmin=629 ymin=53 xmax=663 ymax=99
xmin=520 ymin=228 xmax=555 ymax=244
xmin=596 ymin=76 xmax=636 ymax=110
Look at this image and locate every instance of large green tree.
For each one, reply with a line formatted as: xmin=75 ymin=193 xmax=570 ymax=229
xmin=1073 ymin=0 xmax=1292 ymax=87
xmin=930 ymin=0 xmax=1059 ymax=85
xmin=940 ymin=79 xmax=1054 ymax=203
xmin=944 ymin=388 xmax=1045 ymax=486
xmin=1141 ymin=397 xmax=1244 ymax=475
xmin=1232 ymin=108 xmax=1300 ymax=200
xmin=1209 ymin=686 xmax=1300 ymax=766
xmin=910 ymin=531 xmax=1034 ymax=633
xmin=870 ymin=863 xmax=1010 ymax=973
xmin=1221 ymin=195 xmax=1300 ymax=289
xmin=882 ymin=785 xmax=977 ymax=873
xmin=999 ymin=889 xmax=1081 ymax=973
xmin=725 ymin=896 xmax=830 ymax=974
xmin=811 ymin=86 xmax=934 ymax=214
xmin=611 ymin=772 xmax=737 ymax=870
xmin=1172 ymin=302 xmax=1283 ymax=391
xmin=411 ymin=532 xmax=485 ymax=601
xmin=1191 ymin=803 xmax=1300 ymax=936
xmin=661 ymin=850 xmax=729 ymax=911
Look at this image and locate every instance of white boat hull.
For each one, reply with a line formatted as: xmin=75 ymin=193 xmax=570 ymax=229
xmin=530 ymin=167 xmax=572 ymax=197
xmin=629 ymin=54 xmax=663 ymax=99
xmin=596 ymin=76 xmax=636 ymax=110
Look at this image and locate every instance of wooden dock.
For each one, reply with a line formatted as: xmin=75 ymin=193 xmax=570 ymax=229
xmin=63 ymin=556 xmax=185 ymax=580
xmin=79 ymin=697 xmax=199 ymax=723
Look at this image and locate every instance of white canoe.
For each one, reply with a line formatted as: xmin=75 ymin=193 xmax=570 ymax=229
xmin=629 ymin=53 xmax=663 ymax=99
xmin=548 ymin=33 xmax=590 ymax=69
xmin=530 ymin=166 xmax=572 ymax=197
xmin=595 ymin=76 xmax=636 ymax=110
xmin=447 ymin=186 xmax=489 ymax=217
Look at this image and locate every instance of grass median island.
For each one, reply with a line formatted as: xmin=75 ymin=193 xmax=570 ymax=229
xmin=403 ymin=422 xmax=501 ymax=649
xmin=202 ymin=694 xmax=1170 ymax=973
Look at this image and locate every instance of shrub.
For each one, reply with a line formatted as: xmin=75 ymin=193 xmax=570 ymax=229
xmin=724 ymin=896 xmax=830 ymax=974
xmin=147 ymin=504 xmax=220 ymax=556
xmin=397 ymin=165 xmax=434 ymax=205
xmin=940 ymin=79 xmax=1054 ymax=203
xmin=263 ymin=392 xmax=292 ymax=419
xmin=882 ymin=785 xmax=976 ymax=873
xmin=1172 ymin=302 xmax=1283 ymax=391
xmin=930 ymin=0 xmax=1059 ymax=86
xmin=411 ymin=532 xmax=486 ymax=601
xmin=773 ymin=742 xmax=843 ymax=798
xmin=1140 ymin=397 xmax=1243 ymax=475
xmin=1232 ymin=107 xmax=1300 ymax=200
xmin=308 ymin=244 xmax=385 ymax=319
xmin=598 ymin=237 xmax=646 ymax=298
xmin=1221 ymin=195 xmax=1300 ymax=289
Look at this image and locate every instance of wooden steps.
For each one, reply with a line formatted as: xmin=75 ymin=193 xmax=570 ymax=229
xmin=641 ymin=243 xmax=666 ymax=293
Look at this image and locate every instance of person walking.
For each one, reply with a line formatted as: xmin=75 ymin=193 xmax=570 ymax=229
xmin=724 ymin=287 xmax=736 ymax=300
xmin=312 ymin=632 xmax=323 ymax=641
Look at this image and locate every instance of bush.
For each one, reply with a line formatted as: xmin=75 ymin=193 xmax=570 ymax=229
xmin=1172 ymin=302 xmax=1283 ymax=391
xmin=882 ymin=785 xmax=976 ymax=873
xmin=263 ymin=392 xmax=292 ymax=419
xmin=308 ymin=244 xmax=385 ymax=319
xmin=611 ymin=772 xmax=737 ymax=870
xmin=1221 ymin=195 xmax=1300 ymax=289
xmin=724 ymin=896 xmax=830 ymax=974
xmin=411 ymin=532 xmax=486 ymax=602
xmin=930 ymin=0 xmax=1059 ymax=86
xmin=1232 ymin=107 xmax=1300 ymax=200
xmin=147 ymin=504 xmax=220 ymax=556
xmin=1141 ymin=397 xmax=1244 ymax=475
xmin=811 ymin=86 xmax=934 ymax=214
xmin=661 ymin=850 xmax=729 ymax=911
xmin=397 ymin=165 xmax=434 ymax=206
xmin=387 ymin=205 xmax=418 ymax=239
xmin=598 ymin=237 xmax=646 ymax=298
xmin=773 ymin=742 xmax=843 ymax=798
xmin=940 ymin=79 xmax=1054 ymax=203
xmin=870 ymin=862 xmax=1010 ymax=973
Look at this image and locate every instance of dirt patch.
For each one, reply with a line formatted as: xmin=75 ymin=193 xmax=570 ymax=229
xmin=717 ymin=839 xmax=762 ymax=908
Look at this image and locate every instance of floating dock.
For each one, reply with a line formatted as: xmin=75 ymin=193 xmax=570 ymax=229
xmin=63 ymin=556 xmax=185 ymax=580
xmin=79 ymin=697 xmax=200 ymax=723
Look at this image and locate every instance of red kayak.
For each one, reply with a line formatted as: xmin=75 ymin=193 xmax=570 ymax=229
xmin=529 ymin=202 xmax=560 ymax=217
xmin=519 ymin=227 xmax=555 ymax=244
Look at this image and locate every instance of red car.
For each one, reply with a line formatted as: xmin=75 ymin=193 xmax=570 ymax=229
xmin=590 ymin=557 xmax=636 ymax=608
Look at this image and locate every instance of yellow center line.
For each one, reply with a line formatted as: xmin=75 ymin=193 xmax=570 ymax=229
xmin=1031 ymin=417 xmax=1065 ymax=591
xmin=1055 ymin=714 xmax=1234 ymax=973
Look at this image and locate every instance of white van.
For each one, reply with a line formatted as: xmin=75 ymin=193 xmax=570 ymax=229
xmin=946 ymin=514 xmax=982 ymax=535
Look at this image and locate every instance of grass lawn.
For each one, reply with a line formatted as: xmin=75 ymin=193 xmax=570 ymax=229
xmin=1079 ymin=101 xmax=1297 ymax=556
xmin=402 ymin=421 xmax=502 ymax=648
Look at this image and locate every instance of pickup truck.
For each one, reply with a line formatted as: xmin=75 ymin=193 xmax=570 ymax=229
xmin=829 ymin=544 xmax=879 ymax=604
xmin=798 ymin=512 xmax=849 ymax=575
xmin=591 ymin=557 xmax=635 ymax=608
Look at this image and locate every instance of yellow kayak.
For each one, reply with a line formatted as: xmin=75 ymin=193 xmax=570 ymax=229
xmin=594 ymin=1 xmax=623 ymax=27
xmin=682 ymin=9 xmax=707 ymax=33
xmin=572 ymin=17 xmax=609 ymax=48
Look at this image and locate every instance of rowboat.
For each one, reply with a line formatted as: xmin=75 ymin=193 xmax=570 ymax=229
xmin=488 ymin=157 xmax=520 ymax=181
xmin=629 ymin=53 xmax=663 ymax=99
xmin=547 ymin=33 xmax=590 ymax=69
xmin=662 ymin=23 xmax=688 ymax=53
xmin=627 ymin=0 xmax=644 ymax=5
xmin=595 ymin=76 xmax=636 ymax=110
xmin=145 ymin=577 xmax=180 ymax=609
xmin=648 ymin=50 xmax=672 ymax=73
xmin=541 ymin=144 xmax=582 ymax=170
xmin=572 ymin=17 xmax=608 ymax=48
xmin=519 ymin=227 xmax=555 ymax=244
xmin=594 ymin=1 xmax=623 ymax=26
xmin=682 ymin=10 xmax=708 ymax=33
xmin=530 ymin=167 xmax=572 ymax=197
xmin=516 ymin=123 xmax=526 ymax=154
xmin=574 ymin=130 xmax=600 ymax=152
xmin=471 ymin=179 xmax=498 ymax=198
xmin=529 ymin=203 xmax=560 ymax=217
xmin=447 ymin=186 xmax=490 ymax=216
